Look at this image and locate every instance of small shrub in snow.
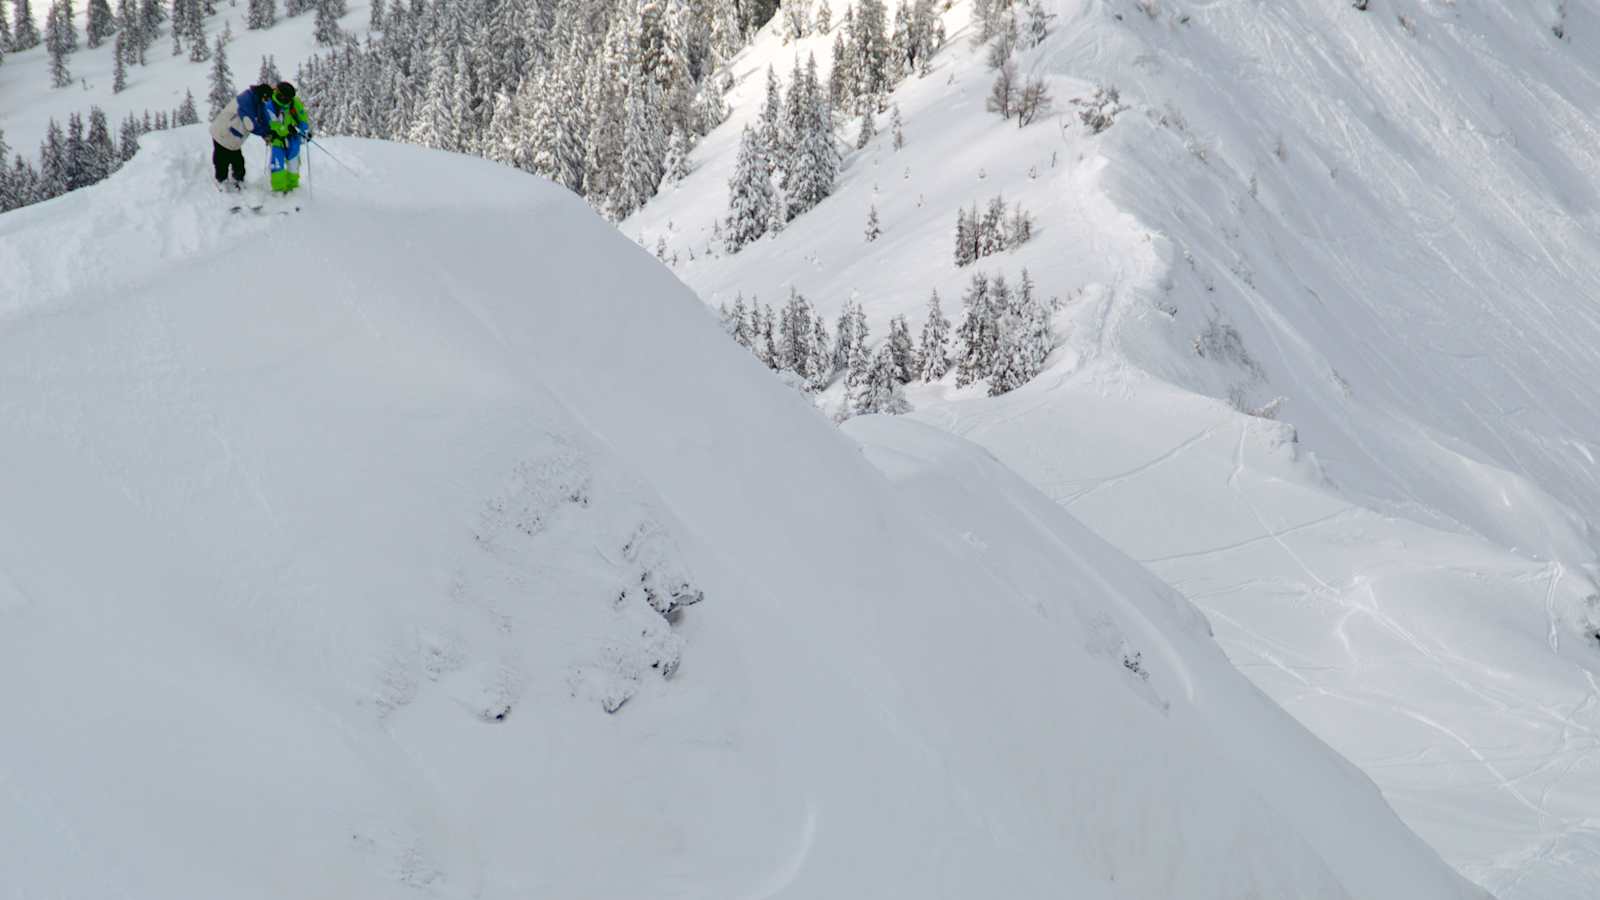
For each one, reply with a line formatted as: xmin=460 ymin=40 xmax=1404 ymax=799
xmin=1123 ymin=651 xmax=1150 ymax=680
xmin=1016 ymin=76 xmax=1053 ymax=127
xmin=986 ymin=60 xmax=1018 ymax=119
xmin=1074 ymin=85 xmax=1126 ymax=134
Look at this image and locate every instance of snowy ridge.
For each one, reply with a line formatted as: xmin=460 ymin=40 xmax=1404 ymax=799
xmin=0 ymin=132 xmax=1487 ymax=898
xmin=628 ymin=0 xmax=1600 ymax=895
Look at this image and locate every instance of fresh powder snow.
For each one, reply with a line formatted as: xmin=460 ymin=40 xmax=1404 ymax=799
xmin=0 ymin=131 xmax=1490 ymax=899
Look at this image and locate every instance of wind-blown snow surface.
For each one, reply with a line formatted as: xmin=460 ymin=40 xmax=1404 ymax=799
xmin=0 ymin=132 xmax=1487 ymax=898
xmin=629 ymin=1 xmax=1600 ymax=896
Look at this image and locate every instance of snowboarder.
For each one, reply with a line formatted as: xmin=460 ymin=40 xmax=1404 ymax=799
xmin=264 ymin=81 xmax=312 ymax=194
xmin=208 ymin=83 xmax=276 ymax=192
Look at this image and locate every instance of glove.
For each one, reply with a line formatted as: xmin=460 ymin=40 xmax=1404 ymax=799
xmin=302 ymin=128 xmax=313 ymax=142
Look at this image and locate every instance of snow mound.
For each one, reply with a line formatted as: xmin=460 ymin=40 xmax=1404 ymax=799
xmin=0 ymin=134 xmax=1484 ymax=898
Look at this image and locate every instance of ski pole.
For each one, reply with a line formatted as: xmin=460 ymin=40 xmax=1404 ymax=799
xmin=307 ymin=138 xmax=357 ymax=175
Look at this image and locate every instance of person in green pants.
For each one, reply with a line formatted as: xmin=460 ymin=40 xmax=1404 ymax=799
xmin=265 ymin=82 xmax=312 ymax=194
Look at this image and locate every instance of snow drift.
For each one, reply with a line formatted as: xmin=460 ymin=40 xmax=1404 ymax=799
xmin=0 ymin=131 xmax=1485 ymax=898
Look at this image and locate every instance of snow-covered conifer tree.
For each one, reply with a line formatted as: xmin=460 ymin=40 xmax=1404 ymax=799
xmin=112 ymin=29 xmax=129 ymax=91
xmin=38 ymin=119 xmax=68 ymax=198
xmin=313 ymin=0 xmax=339 ymax=44
xmin=44 ymin=0 xmax=72 ymax=86
xmin=186 ymin=0 xmax=208 ymax=62
xmin=205 ymin=32 xmax=231 ymax=117
xmin=118 ymin=112 xmax=141 ymax=161
xmin=1024 ymin=0 xmax=1053 ymax=47
xmin=955 ymin=272 xmax=997 ymax=387
xmin=990 ymin=269 xmax=1052 ymax=395
xmin=258 ymin=53 xmax=278 ymax=84
xmin=86 ymin=0 xmax=114 ymax=46
xmin=729 ymin=294 xmax=752 ymax=348
xmin=84 ymin=106 xmax=117 ymax=183
xmin=758 ymin=64 xmax=784 ymax=175
xmin=888 ymin=314 xmax=914 ymax=383
xmin=832 ymin=302 xmax=856 ymax=375
xmin=864 ymin=203 xmax=880 ymax=242
xmin=175 ymin=88 xmax=199 ymax=125
xmin=852 ymin=0 xmax=890 ymax=104
xmin=853 ymin=344 xmax=911 ymax=415
xmin=783 ymin=53 xmax=837 ymax=218
xmin=918 ymin=289 xmax=951 ymax=381
xmin=63 ymin=112 xmax=85 ymax=190
xmin=809 ymin=312 xmax=831 ymax=389
xmin=246 ymin=0 xmax=273 ymax=29
xmin=816 ymin=0 xmax=830 ymax=32
xmin=846 ymin=302 xmax=871 ymax=387
xmin=12 ymin=0 xmax=40 ymax=50
xmin=891 ymin=102 xmax=904 ymax=149
xmin=855 ymin=105 xmax=876 ymax=148
xmin=778 ymin=289 xmax=816 ymax=380
xmin=725 ymin=125 xmax=774 ymax=251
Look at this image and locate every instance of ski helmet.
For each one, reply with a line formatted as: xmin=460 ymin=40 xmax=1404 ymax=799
xmin=275 ymin=81 xmax=297 ymax=102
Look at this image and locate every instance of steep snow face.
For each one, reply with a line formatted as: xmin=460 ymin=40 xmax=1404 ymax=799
xmin=0 ymin=132 xmax=1487 ymax=899
xmin=626 ymin=0 xmax=1600 ymax=896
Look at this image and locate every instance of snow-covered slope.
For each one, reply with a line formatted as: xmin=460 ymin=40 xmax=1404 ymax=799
xmin=628 ymin=1 xmax=1600 ymax=895
xmin=0 ymin=131 xmax=1487 ymax=898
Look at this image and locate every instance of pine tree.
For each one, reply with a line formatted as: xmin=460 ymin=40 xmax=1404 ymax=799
xmin=175 ymin=88 xmax=199 ymax=124
xmin=816 ymin=0 xmax=830 ymax=32
xmin=891 ymin=102 xmax=904 ymax=149
xmin=853 ymin=344 xmax=911 ymax=415
xmin=0 ymin=129 xmax=11 ymax=213
xmin=366 ymin=0 xmax=381 ymax=29
xmin=756 ymin=302 xmax=780 ymax=369
xmin=783 ymin=53 xmax=837 ymax=218
xmin=59 ymin=0 xmax=75 ymax=49
xmin=725 ymin=124 xmax=774 ymax=251
xmin=918 ymin=289 xmax=951 ymax=381
xmin=12 ymin=0 xmax=39 ymax=50
xmin=612 ymin=76 xmax=667 ymax=218
xmin=118 ymin=111 xmax=142 ymax=162
xmin=0 ymin=1 xmax=12 ymax=53
xmin=989 ymin=270 xmax=1051 ymax=395
xmin=846 ymin=302 xmax=870 ymax=387
xmin=981 ymin=195 xmax=1008 ymax=255
xmin=137 ymin=0 xmax=161 ymax=62
xmin=86 ymin=0 xmax=114 ymax=46
xmin=84 ymin=106 xmax=117 ymax=183
xmin=313 ymin=0 xmax=339 ymax=45
xmin=809 ymin=312 xmax=831 ymax=390
xmin=409 ymin=44 xmax=458 ymax=151
xmin=11 ymin=157 xmax=43 ymax=210
xmin=186 ymin=0 xmax=208 ymax=62
xmin=258 ymin=53 xmax=277 ymax=84
xmin=778 ymin=288 xmax=816 ymax=381
xmin=888 ymin=314 xmax=914 ymax=383
xmin=38 ymin=119 xmax=69 ymax=198
xmin=954 ymin=205 xmax=976 ymax=266
xmin=864 ymin=203 xmax=879 ymax=241
xmin=206 ymin=31 xmax=231 ymax=118
xmin=246 ymin=0 xmax=273 ymax=28
xmin=112 ymin=28 xmax=129 ymax=91
xmin=45 ymin=1 xmax=71 ymax=88
xmin=62 ymin=112 xmax=85 ymax=191
xmin=955 ymin=272 xmax=998 ymax=387
xmin=852 ymin=0 xmax=891 ymax=104
xmin=728 ymin=294 xmax=752 ymax=347
xmin=757 ymin=64 xmax=784 ymax=176
xmin=832 ymin=302 xmax=856 ymax=375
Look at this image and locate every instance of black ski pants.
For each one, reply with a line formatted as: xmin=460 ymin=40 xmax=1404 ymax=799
xmin=212 ymin=140 xmax=245 ymax=183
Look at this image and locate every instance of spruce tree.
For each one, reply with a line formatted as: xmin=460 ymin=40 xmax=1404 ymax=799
xmin=832 ymin=302 xmax=856 ymax=375
xmin=59 ymin=0 xmax=75 ymax=49
xmin=855 ymin=105 xmax=875 ymax=148
xmin=864 ymin=203 xmax=879 ymax=241
xmin=783 ymin=54 xmax=837 ymax=218
xmin=0 ymin=2 xmax=12 ymax=52
xmin=852 ymin=0 xmax=891 ymax=103
xmin=816 ymin=0 xmax=830 ymax=32
xmin=84 ymin=106 xmax=116 ymax=182
xmin=888 ymin=314 xmax=914 ymax=383
xmin=728 ymin=294 xmax=752 ymax=347
xmin=175 ymin=88 xmax=198 ymax=124
xmin=758 ymin=64 xmax=784 ymax=176
xmin=45 ymin=1 xmax=70 ymax=88
xmin=246 ymin=0 xmax=273 ymax=28
xmin=846 ymin=303 xmax=870 ymax=387
xmin=63 ymin=111 xmax=86 ymax=190
xmin=258 ymin=53 xmax=277 ymax=84
xmin=809 ymin=312 xmax=832 ymax=390
xmin=313 ymin=0 xmax=338 ymax=45
xmin=118 ymin=112 xmax=142 ymax=162
xmin=186 ymin=0 xmax=208 ymax=62
xmin=918 ymin=289 xmax=951 ymax=381
xmin=853 ymin=345 xmax=911 ymax=415
xmin=205 ymin=31 xmax=231 ymax=118
xmin=86 ymin=0 xmax=114 ymax=46
xmin=38 ymin=119 xmax=68 ymax=198
xmin=891 ymin=103 xmax=904 ymax=149
xmin=137 ymin=0 xmax=160 ymax=62
xmin=0 ymin=129 xmax=11 ymax=212
xmin=955 ymin=272 xmax=997 ymax=387
xmin=778 ymin=288 xmax=815 ymax=381
xmin=366 ymin=0 xmax=381 ymax=29
xmin=989 ymin=268 xmax=1052 ymax=396
xmin=112 ymin=29 xmax=129 ymax=91
xmin=725 ymin=125 xmax=773 ymax=252
xmin=13 ymin=0 xmax=41 ymax=50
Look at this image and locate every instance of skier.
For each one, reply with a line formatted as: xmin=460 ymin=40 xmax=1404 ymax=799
xmin=264 ymin=81 xmax=312 ymax=194
xmin=208 ymin=83 xmax=276 ymax=192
